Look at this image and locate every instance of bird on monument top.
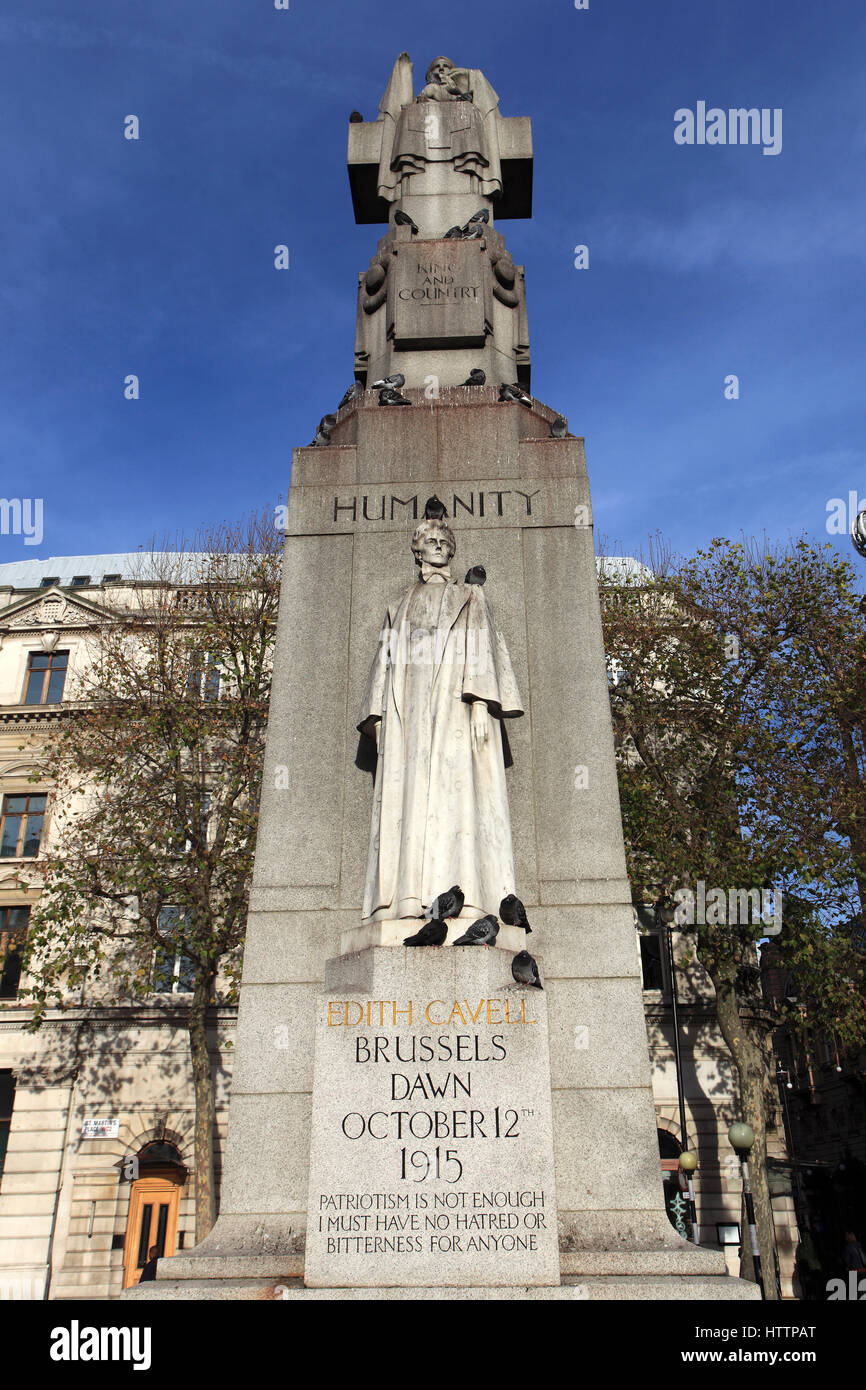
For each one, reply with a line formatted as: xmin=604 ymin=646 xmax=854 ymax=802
xmin=349 ymin=110 xmax=364 ymax=123
xmin=404 ymin=919 xmax=448 ymax=947
xmin=461 ymin=224 xmax=485 ymax=241
xmin=372 ymin=372 xmax=405 ymax=390
xmin=443 ymin=226 xmax=464 ymax=240
xmin=500 ymin=894 xmax=532 ymax=934
xmin=394 ymin=210 xmax=419 ymax=235
xmin=466 ymin=209 xmax=490 ymax=226
xmin=427 ymin=885 xmax=465 ymax=922
xmin=465 ymin=565 xmax=487 ymax=586
xmin=453 ymin=915 xmax=500 ymax=947
xmin=511 ymin=950 xmax=543 ymax=989
xmin=463 ymin=368 xmax=486 ymax=386
xmin=378 ymin=387 xmax=411 ymax=407
xmin=423 ymin=495 xmax=448 ymax=521
xmin=311 ymin=414 xmax=337 ymax=446
xmin=551 ymin=416 xmax=568 ymax=438
xmin=499 ymin=382 xmax=532 ymax=407
xmin=337 ymin=382 xmax=364 ymax=410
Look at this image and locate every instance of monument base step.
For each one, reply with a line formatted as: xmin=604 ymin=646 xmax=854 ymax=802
xmin=124 ymin=1272 xmax=759 ymax=1301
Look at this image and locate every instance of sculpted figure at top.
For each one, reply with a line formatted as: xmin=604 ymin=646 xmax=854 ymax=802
xmin=374 ymin=52 xmax=507 ymax=205
xmin=418 ymin=56 xmax=474 ymax=103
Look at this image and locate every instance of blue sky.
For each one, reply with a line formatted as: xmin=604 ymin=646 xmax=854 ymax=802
xmin=0 ymin=0 xmax=863 ymax=567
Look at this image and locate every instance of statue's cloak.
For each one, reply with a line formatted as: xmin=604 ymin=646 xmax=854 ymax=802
xmin=357 ymin=577 xmax=522 ymax=922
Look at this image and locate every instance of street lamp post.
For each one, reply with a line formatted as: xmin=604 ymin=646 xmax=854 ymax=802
xmin=729 ymin=1121 xmax=765 ymax=1298
xmin=655 ymin=890 xmax=699 ymax=1243
xmin=679 ymin=1149 xmax=700 ymax=1245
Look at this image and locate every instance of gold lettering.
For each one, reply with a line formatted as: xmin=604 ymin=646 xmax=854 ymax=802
xmin=344 ymin=1001 xmax=364 ymax=1026
xmin=465 ymin=999 xmax=485 ymax=1024
xmin=327 ymin=1001 xmax=342 ymax=1026
xmin=448 ymin=1002 xmax=467 ymax=1025
xmin=426 ymin=1000 xmax=448 ymax=1025
xmin=520 ymin=998 xmax=536 ymax=1025
xmin=392 ymin=1000 xmax=413 ymax=1025
xmin=486 ymin=999 xmax=503 ymax=1024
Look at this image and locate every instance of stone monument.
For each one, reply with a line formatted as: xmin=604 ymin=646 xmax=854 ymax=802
xmin=127 ymin=53 xmax=758 ymax=1300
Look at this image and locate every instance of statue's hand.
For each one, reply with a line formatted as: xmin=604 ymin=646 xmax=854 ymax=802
xmin=470 ymin=700 xmax=489 ymax=752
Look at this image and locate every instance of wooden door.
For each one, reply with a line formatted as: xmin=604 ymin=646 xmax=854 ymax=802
xmin=122 ymin=1169 xmax=182 ymax=1288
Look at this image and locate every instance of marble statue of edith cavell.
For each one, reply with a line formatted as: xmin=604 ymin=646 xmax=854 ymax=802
xmin=357 ymin=513 xmax=524 ymax=925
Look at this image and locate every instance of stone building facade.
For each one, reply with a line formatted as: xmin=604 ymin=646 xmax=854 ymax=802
xmin=0 ymin=554 xmax=798 ymax=1298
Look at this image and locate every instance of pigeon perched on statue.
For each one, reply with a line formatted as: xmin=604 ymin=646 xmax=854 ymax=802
xmin=423 ymin=495 xmax=448 ymax=521
xmin=462 ymin=368 xmax=486 ymax=386
xmin=426 ymin=885 xmax=464 ymax=922
xmin=444 ymin=226 xmax=464 ymax=240
xmin=372 ymin=372 xmax=405 ymax=390
xmin=453 ymin=915 xmax=500 ymax=947
xmin=461 ymin=224 xmax=485 ymax=240
xmin=378 ymin=387 xmax=411 ymax=407
xmin=511 ymin=950 xmax=543 ymax=989
xmin=394 ymin=210 xmax=419 ymax=235
xmin=498 ymin=382 xmax=532 ymax=406
xmin=551 ymin=416 xmax=568 ymax=438
xmin=464 ymin=565 xmax=487 ymax=586
xmin=337 ymin=382 xmax=364 ymax=410
xmin=500 ymin=894 xmax=532 ymax=934
xmin=311 ymin=414 xmax=337 ymax=446
xmin=349 ymin=110 xmax=363 ymax=123
xmin=465 ymin=209 xmax=489 ymax=227
xmin=404 ymin=919 xmax=448 ymax=947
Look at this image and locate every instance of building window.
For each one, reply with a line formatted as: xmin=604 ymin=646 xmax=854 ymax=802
xmin=640 ymin=933 xmax=664 ymax=990
xmin=70 ymin=575 xmax=91 ymax=587
xmin=23 ymin=650 xmax=69 ymax=705
xmin=102 ymin=573 xmax=122 ymax=584
xmin=0 ymin=1071 xmax=15 ymax=1183
xmin=187 ymin=655 xmax=220 ymax=701
xmin=0 ymin=908 xmax=28 ymax=999
xmin=39 ymin=578 xmax=59 ymax=589
xmin=0 ymin=796 xmax=47 ymax=859
xmin=152 ymin=907 xmax=195 ymax=994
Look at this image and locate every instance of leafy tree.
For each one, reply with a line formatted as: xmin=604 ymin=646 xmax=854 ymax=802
xmin=600 ymin=536 xmax=866 ymax=1297
xmin=21 ymin=512 xmax=280 ymax=1241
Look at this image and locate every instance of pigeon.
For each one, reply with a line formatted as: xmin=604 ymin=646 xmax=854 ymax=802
xmin=511 ymin=949 xmax=543 ymax=989
xmin=551 ymin=416 xmax=568 ymax=438
xmin=465 ymin=209 xmax=490 ymax=226
xmin=372 ymin=373 xmax=405 ymax=389
xmin=312 ymin=413 xmax=337 ymax=446
xmin=404 ymin=919 xmax=448 ymax=947
xmin=453 ymin=915 xmax=500 ymax=947
xmin=499 ymin=382 xmax=532 ymax=406
xmin=349 ymin=111 xmax=364 ymax=123
xmin=853 ymin=509 xmax=866 ymax=558
xmin=461 ymin=224 xmax=485 ymax=240
xmin=465 ymin=565 xmax=487 ymax=586
xmin=444 ymin=226 xmax=464 ymax=240
xmin=462 ymin=368 xmax=486 ymax=386
xmin=500 ymin=894 xmax=532 ymax=934
xmin=427 ymin=885 xmax=464 ymax=922
xmin=338 ymin=382 xmax=364 ymax=410
xmin=378 ymin=387 xmax=411 ymax=407
xmin=394 ymin=210 xmax=419 ymax=235
xmin=423 ymin=495 xmax=448 ymax=520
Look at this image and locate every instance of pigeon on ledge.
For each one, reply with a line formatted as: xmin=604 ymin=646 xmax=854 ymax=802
xmin=500 ymin=894 xmax=532 ymax=934
xmin=465 ymin=565 xmax=487 ymax=586
xmin=372 ymin=373 xmax=405 ymax=389
xmin=427 ymin=885 xmax=464 ymax=921
xmin=453 ymin=916 xmax=500 ymax=947
xmin=404 ymin=920 xmax=448 ymax=947
xmin=512 ymin=950 xmax=543 ymax=989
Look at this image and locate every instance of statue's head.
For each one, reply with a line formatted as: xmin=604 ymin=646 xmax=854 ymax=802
xmin=426 ymin=56 xmax=456 ymax=85
xmin=411 ymin=518 xmax=456 ymax=568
